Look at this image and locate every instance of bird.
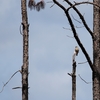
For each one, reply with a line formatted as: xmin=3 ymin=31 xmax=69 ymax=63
xmin=75 ymin=46 xmax=79 ymax=56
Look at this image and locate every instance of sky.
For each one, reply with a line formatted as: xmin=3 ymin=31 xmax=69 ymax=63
xmin=0 ymin=0 xmax=93 ymax=100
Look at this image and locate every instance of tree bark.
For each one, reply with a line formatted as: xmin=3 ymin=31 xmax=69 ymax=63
xmin=92 ymin=72 xmax=100 ymax=100
xmin=93 ymin=0 xmax=100 ymax=100
xmin=21 ymin=0 xmax=29 ymax=100
xmin=72 ymin=62 xmax=76 ymax=100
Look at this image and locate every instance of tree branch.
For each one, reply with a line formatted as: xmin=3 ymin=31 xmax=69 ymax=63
xmin=78 ymin=74 xmax=92 ymax=84
xmin=20 ymin=24 xmax=23 ymax=35
xmin=64 ymin=0 xmax=94 ymax=39
xmin=78 ymin=61 xmax=87 ymax=64
xmin=53 ymin=0 xmax=66 ymax=11
xmin=65 ymin=10 xmax=93 ymax=71
xmin=67 ymin=1 xmax=100 ymax=10
xmin=53 ymin=0 xmax=94 ymax=72
xmin=71 ymin=14 xmax=82 ymax=24
xmin=0 ymin=70 xmax=21 ymax=93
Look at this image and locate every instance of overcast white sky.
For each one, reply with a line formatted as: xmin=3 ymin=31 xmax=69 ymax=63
xmin=0 ymin=0 xmax=93 ymax=100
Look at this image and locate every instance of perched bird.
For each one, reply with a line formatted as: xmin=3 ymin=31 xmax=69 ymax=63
xmin=72 ymin=46 xmax=79 ymax=62
xmin=75 ymin=46 xmax=79 ymax=56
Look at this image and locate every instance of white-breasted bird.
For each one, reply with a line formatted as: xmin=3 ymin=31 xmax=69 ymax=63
xmin=75 ymin=46 xmax=79 ymax=56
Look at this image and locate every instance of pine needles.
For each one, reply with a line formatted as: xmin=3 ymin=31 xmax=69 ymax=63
xmin=28 ymin=0 xmax=45 ymax=11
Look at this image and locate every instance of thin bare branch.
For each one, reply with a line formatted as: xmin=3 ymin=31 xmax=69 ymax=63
xmin=65 ymin=0 xmax=94 ymax=39
xmin=63 ymin=25 xmax=84 ymax=30
xmin=0 ymin=70 xmax=20 ymax=93
xmin=68 ymin=73 xmax=72 ymax=76
xmin=75 ymin=25 xmax=84 ymax=28
xmin=66 ymin=35 xmax=74 ymax=38
xmin=20 ymin=24 xmax=23 ymax=35
xmin=12 ymin=87 xmax=22 ymax=89
xmin=72 ymin=1 xmax=100 ymax=9
xmin=63 ymin=27 xmax=74 ymax=38
xmin=47 ymin=1 xmax=53 ymax=3
xmin=78 ymin=74 xmax=92 ymax=84
xmin=63 ymin=27 xmax=72 ymax=31
xmin=47 ymin=0 xmax=55 ymax=8
xmin=71 ymin=14 xmax=82 ymax=24
xmin=78 ymin=61 xmax=87 ymax=64
xmin=12 ymin=87 xmax=30 ymax=89
xmin=50 ymin=3 xmax=55 ymax=8
xmin=71 ymin=14 xmax=84 ymax=28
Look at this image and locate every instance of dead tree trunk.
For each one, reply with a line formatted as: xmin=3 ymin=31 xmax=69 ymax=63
xmin=68 ymin=62 xmax=76 ymax=100
xmin=93 ymin=0 xmax=100 ymax=100
xmin=72 ymin=62 xmax=76 ymax=100
xmin=68 ymin=47 xmax=78 ymax=100
xmin=71 ymin=47 xmax=79 ymax=100
xmin=21 ymin=0 xmax=29 ymax=100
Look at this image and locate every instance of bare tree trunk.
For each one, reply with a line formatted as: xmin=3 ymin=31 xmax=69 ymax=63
xmin=68 ymin=49 xmax=77 ymax=100
xmin=68 ymin=62 xmax=76 ymax=100
xmin=92 ymin=72 xmax=100 ymax=100
xmin=21 ymin=0 xmax=29 ymax=100
xmin=72 ymin=62 xmax=76 ymax=100
xmin=93 ymin=0 xmax=100 ymax=100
